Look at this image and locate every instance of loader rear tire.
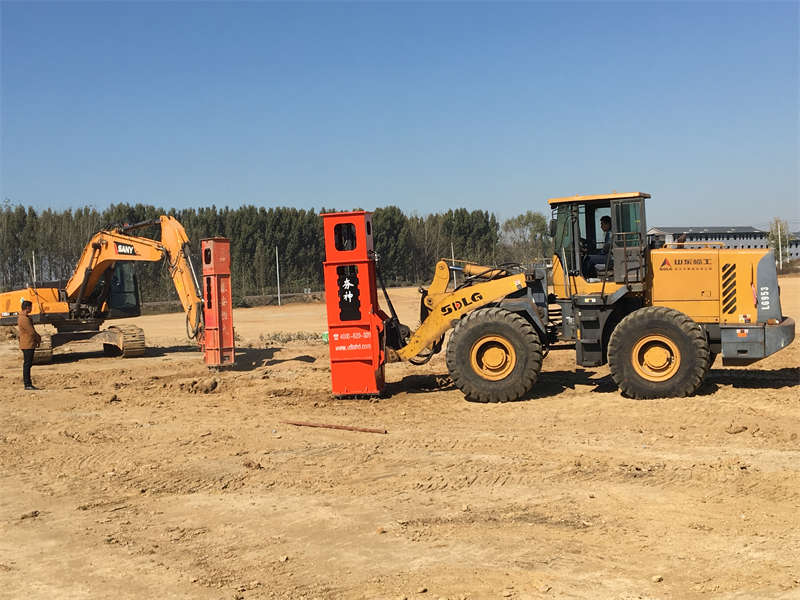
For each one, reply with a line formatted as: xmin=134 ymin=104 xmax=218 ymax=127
xmin=446 ymin=307 xmax=543 ymax=403
xmin=607 ymin=306 xmax=709 ymax=399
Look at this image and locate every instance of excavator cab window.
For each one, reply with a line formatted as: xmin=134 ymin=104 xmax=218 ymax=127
xmin=107 ymin=262 xmax=142 ymax=318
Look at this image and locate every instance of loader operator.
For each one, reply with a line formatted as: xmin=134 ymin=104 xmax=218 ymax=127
xmin=17 ymin=300 xmax=41 ymax=390
xmin=600 ymin=215 xmax=612 ymax=250
xmin=586 ymin=215 xmax=613 ymax=277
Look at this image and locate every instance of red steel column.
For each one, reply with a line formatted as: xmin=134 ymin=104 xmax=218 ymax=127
xmin=201 ymin=238 xmax=235 ymax=367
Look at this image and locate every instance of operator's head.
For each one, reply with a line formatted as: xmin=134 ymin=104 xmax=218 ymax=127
xmin=600 ymin=215 xmax=611 ymax=231
xmin=20 ymin=300 xmax=32 ymax=314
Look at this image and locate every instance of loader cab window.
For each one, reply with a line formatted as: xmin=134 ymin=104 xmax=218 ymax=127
xmin=613 ymin=200 xmax=644 ymax=247
xmin=334 ymin=223 xmax=357 ymax=251
xmin=593 ymin=207 xmax=612 ymax=251
xmin=582 ymin=203 xmax=612 ymax=278
xmin=609 ymin=198 xmax=647 ymax=283
xmin=552 ymin=204 xmax=576 ymax=272
xmin=554 ymin=202 xmax=615 ymax=279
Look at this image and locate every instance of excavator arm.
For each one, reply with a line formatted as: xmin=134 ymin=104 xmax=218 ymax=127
xmin=65 ymin=216 xmax=204 ymax=338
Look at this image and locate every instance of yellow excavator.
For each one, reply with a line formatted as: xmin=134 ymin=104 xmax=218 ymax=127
xmin=0 ymin=216 xmax=204 ymax=363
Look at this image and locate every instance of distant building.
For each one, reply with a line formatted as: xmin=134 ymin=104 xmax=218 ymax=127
xmin=647 ymin=226 xmax=800 ymax=261
xmin=789 ymin=233 xmax=800 ymax=261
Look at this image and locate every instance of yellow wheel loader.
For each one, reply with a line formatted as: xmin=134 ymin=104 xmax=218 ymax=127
xmin=381 ymin=192 xmax=794 ymax=401
xmin=0 ymin=216 xmax=204 ymax=363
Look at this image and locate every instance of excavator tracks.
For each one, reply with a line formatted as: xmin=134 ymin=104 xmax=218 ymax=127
xmin=107 ymin=325 xmax=146 ymax=358
xmin=32 ymin=334 xmax=53 ymax=365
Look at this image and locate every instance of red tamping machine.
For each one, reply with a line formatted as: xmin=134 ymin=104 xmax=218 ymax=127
xmin=200 ymin=237 xmax=235 ymax=367
xmin=321 ymin=211 xmax=393 ymax=396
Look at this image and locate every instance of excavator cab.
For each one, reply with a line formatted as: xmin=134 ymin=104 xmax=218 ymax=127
xmin=79 ymin=261 xmax=142 ymax=320
xmin=107 ymin=262 xmax=142 ymax=319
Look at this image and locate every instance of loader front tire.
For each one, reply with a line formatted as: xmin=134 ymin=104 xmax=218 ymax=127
xmin=446 ymin=307 xmax=543 ymax=403
xmin=607 ymin=307 xmax=709 ymax=399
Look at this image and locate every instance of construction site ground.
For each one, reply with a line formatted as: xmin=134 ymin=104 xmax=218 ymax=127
xmin=1 ymin=279 xmax=799 ymax=600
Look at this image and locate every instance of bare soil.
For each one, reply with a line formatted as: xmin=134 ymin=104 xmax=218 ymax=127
xmin=1 ymin=280 xmax=799 ymax=599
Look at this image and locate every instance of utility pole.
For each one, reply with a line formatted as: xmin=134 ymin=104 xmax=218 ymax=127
xmin=777 ymin=221 xmax=783 ymax=271
xmin=275 ymin=246 xmax=281 ymax=306
xmin=32 ymin=250 xmax=36 ymax=284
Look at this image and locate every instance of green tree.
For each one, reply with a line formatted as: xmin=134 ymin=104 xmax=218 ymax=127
xmin=500 ymin=211 xmax=552 ymax=264
xmin=373 ymin=206 xmax=411 ymax=284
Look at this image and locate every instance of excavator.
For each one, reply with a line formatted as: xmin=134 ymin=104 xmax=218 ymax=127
xmin=0 ymin=216 xmax=204 ymax=363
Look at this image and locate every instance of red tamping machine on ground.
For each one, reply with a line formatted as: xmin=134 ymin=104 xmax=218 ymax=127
xmin=200 ymin=237 xmax=235 ymax=367
xmin=321 ymin=211 xmax=392 ymax=396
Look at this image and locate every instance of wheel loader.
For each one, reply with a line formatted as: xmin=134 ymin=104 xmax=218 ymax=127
xmin=379 ymin=192 xmax=794 ymax=401
xmin=0 ymin=216 xmax=204 ymax=363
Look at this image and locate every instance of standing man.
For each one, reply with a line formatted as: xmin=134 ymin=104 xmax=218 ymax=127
xmin=18 ymin=300 xmax=41 ymax=390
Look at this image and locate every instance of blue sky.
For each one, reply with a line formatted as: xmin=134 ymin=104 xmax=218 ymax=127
xmin=1 ymin=1 xmax=797 ymax=228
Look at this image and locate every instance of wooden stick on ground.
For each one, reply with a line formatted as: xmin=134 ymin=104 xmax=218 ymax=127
xmin=281 ymin=420 xmax=387 ymax=434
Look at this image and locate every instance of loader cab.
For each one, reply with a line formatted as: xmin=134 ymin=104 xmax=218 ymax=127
xmin=549 ymin=192 xmax=649 ymax=295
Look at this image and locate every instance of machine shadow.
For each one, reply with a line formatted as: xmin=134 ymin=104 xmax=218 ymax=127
xmin=47 ymin=344 xmax=200 ymax=364
xmin=264 ymin=353 xmax=317 ymax=366
xmin=385 ymin=374 xmax=455 ymax=395
xmin=228 ymin=347 xmax=282 ymax=371
xmin=227 ymin=347 xmax=318 ymax=371
xmin=388 ymin=369 xmax=618 ymax=400
xmin=48 ymin=350 xmax=113 ymax=364
xmin=519 ymin=369 xmax=618 ymax=400
xmin=706 ymin=367 xmax=799 ymax=389
xmin=144 ymin=345 xmax=202 ymax=358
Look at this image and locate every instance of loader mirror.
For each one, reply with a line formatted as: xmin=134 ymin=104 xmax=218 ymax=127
xmin=549 ymin=219 xmax=557 ymax=238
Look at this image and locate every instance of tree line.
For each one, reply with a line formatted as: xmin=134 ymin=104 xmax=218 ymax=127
xmin=0 ymin=202 xmax=553 ymax=303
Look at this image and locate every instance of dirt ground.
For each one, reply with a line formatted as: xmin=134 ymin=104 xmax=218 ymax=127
xmin=1 ymin=280 xmax=799 ymax=600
